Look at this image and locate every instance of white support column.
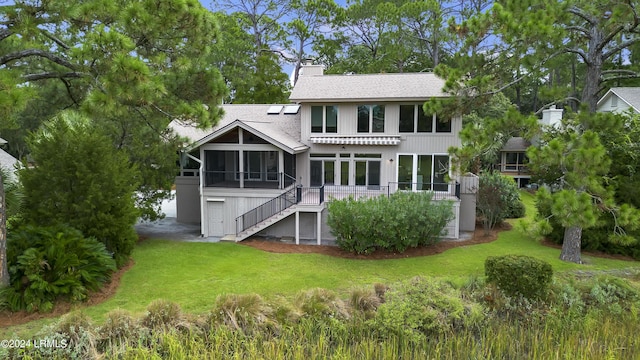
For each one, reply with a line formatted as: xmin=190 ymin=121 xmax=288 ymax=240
xmin=295 ymin=211 xmax=300 ymax=245
xmin=316 ymin=210 xmax=322 ymax=245
xmin=239 ymin=128 xmax=244 ymax=188
xmin=279 ymin=150 xmax=285 ymax=188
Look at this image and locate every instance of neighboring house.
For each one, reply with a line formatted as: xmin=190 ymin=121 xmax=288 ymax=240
xmin=172 ymin=64 xmax=474 ymax=243
xmin=0 ymin=137 xmax=18 ymax=181
xmin=498 ymin=106 xmax=563 ymax=188
xmin=597 ymin=87 xmax=640 ymax=114
xmin=499 ymin=137 xmax=531 ymax=188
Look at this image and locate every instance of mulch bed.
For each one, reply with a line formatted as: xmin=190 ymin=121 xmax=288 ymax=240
xmin=240 ymin=223 xmax=507 ymax=259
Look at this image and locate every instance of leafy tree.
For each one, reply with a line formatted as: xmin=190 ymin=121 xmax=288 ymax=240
xmin=19 ymin=111 xmax=140 ymax=266
xmin=527 ymin=111 xmax=640 ymax=263
xmin=212 ymin=0 xmax=291 ymax=102
xmin=441 ymin=0 xmax=640 ymax=113
xmin=286 ymin=0 xmax=337 ymax=84
xmin=318 ymin=0 xmax=453 ymax=74
xmin=1 ymin=0 xmax=227 ymax=219
xmin=448 ymin=93 xmax=539 ymax=174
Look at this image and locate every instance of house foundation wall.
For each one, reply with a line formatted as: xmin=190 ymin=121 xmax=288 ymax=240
xmin=258 ymin=209 xmax=335 ymax=241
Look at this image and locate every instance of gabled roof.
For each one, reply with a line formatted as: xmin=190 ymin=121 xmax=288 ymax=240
xmin=170 ymin=104 xmax=308 ymax=154
xmin=289 ymin=72 xmax=447 ymax=102
xmin=0 ymin=148 xmax=18 ymax=181
xmin=597 ymin=87 xmax=640 ymax=112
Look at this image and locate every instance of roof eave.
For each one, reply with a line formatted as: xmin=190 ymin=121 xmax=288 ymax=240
xmin=186 ymin=120 xmax=308 ymax=155
xmin=289 ymin=96 xmax=448 ymax=103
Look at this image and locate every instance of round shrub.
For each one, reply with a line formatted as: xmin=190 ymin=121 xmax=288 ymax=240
xmin=372 ymin=277 xmax=485 ymax=342
xmin=485 ymin=255 xmax=553 ymax=299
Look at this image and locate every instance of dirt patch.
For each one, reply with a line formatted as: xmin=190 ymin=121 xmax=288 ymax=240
xmin=241 ymin=223 xmax=507 ymax=260
xmin=0 ymin=259 xmax=135 ymax=328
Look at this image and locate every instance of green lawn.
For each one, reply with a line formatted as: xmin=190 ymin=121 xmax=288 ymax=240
xmin=3 ymin=191 xmax=639 ymax=336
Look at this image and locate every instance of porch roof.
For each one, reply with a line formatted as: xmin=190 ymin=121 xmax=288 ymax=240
xmin=309 ymin=135 xmax=401 ymax=145
xmin=171 ymin=104 xmax=308 ymax=154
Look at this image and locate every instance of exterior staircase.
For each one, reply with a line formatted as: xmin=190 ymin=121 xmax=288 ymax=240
xmin=234 ymin=205 xmax=298 ymax=241
xmin=232 ymin=185 xmax=300 ymax=242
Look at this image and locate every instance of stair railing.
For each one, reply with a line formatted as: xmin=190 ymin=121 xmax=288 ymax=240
xmin=235 ymin=183 xmax=299 ymax=235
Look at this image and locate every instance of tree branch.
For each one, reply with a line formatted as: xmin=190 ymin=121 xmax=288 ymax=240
xmin=566 ymin=25 xmax=590 ymax=38
xmin=568 ymin=6 xmax=597 ymax=25
xmin=60 ymin=78 xmax=81 ymax=108
xmin=40 ymin=30 xmax=71 ymax=50
xmin=563 ymin=47 xmax=589 ymax=64
xmin=601 ymin=69 xmax=639 ymax=76
xmin=603 ymin=37 xmax=640 ymax=60
xmin=0 ymin=28 xmax=11 ymax=42
xmin=0 ymin=49 xmax=76 ymax=70
xmin=535 ymin=98 xmax=581 ymax=115
xmin=22 ymin=72 xmax=85 ymax=82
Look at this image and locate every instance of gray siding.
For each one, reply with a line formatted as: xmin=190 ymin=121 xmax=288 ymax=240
xmin=201 ymin=188 xmax=284 ymax=237
xmin=175 ymin=176 xmax=200 ymax=224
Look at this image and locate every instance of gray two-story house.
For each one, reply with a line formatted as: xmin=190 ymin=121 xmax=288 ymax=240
xmin=172 ymin=64 xmax=468 ymax=243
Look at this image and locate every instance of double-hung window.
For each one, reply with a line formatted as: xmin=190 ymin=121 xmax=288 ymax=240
xmin=357 ymin=105 xmax=385 ymax=133
xmin=311 ymin=105 xmax=338 ymax=133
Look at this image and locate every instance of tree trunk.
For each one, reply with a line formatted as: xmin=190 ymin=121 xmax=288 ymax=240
xmin=560 ymin=225 xmax=582 ymax=264
xmin=582 ymin=24 xmax=604 ymax=113
xmin=0 ymin=171 xmax=8 ymax=287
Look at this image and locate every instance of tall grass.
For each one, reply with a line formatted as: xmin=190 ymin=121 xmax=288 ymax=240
xmin=6 ymin=274 xmax=640 ymax=360
xmin=109 ymin=316 xmax=640 ymax=360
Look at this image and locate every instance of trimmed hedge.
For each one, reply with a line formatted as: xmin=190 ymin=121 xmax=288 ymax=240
xmin=327 ymin=192 xmax=454 ymax=254
xmin=485 ymin=255 xmax=553 ymax=299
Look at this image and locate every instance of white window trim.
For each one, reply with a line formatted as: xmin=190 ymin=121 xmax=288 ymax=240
xmin=311 ymin=105 xmax=338 ymax=134
xmin=396 ymin=153 xmax=451 ymax=192
xmin=357 ymin=104 xmax=385 ymax=133
xmin=399 ymin=104 xmax=452 ymax=134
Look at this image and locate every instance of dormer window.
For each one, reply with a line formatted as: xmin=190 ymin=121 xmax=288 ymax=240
xmin=358 ymin=105 xmax=385 ymax=133
xmin=311 ymin=105 xmax=338 ymax=133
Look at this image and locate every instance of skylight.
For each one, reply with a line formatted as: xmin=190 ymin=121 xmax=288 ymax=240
xmin=283 ymin=105 xmax=301 ymax=114
xmin=267 ymin=105 xmax=283 ymax=114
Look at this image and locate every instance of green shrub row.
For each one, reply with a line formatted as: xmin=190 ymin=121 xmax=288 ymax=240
xmin=327 ymin=192 xmax=454 ymax=254
xmin=1 ymin=225 xmax=116 ymax=312
xmin=485 ymin=255 xmax=553 ymax=299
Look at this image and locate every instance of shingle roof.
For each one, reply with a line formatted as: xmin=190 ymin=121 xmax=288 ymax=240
xmin=289 ymin=72 xmax=447 ymax=102
xmin=0 ymin=148 xmax=18 ymax=180
xmin=607 ymin=87 xmax=640 ymax=112
xmin=501 ymin=137 xmax=531 ymax=152
xmin=170 ymin=104 xmax=306 ymax=154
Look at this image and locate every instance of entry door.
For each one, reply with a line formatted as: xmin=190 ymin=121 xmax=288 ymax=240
xmin=207 ymin=202 xmax=224 ymax=237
